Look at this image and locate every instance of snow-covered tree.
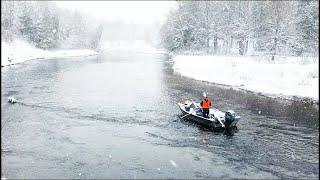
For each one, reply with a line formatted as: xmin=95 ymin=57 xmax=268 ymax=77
xmin=160 ymin=0 xmax=319 ymax=59
xmin=1 ymin=1 xmax=15 ymax=42
xmin=294 ymin=0 xmax=319 ymax=56
xmin=1 ymin=1 xmax=103 ymax=50
xmin=18 ymin=2 xmax=35 ymax=43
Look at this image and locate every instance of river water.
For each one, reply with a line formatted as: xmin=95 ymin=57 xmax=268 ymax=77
xmin=1 ymin=50 xmax=319 ymax=179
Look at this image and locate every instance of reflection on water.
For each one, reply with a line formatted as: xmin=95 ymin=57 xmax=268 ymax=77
xmin=1 ymin=50 xmax=318 ymax=179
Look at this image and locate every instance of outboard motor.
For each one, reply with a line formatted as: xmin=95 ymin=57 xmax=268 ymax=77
xmin=224 ymin=110 xmax=240 ymax=128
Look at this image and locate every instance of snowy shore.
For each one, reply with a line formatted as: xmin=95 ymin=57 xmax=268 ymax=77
xmin=173 ymin=55 xmax=319 ymax=101
xmin=1 ymin=39 xmax=99 ymax=67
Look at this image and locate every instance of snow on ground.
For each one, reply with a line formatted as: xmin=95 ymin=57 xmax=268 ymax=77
xmin=101 ymin=40 xmax=167 ymax=54
xmin=1 ymin=39 xmax=98 ymax=67
xmin=173 ymin=55 xmax=319 ymax=101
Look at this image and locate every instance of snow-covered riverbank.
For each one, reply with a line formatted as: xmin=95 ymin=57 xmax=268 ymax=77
xmin=1 ymin=39 xmax=99 ymax=67
xmin=173 ymin=55 xmax=319 ymax=101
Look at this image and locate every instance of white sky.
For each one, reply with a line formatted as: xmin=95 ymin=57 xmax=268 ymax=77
xmin=54 ymin=1 xmax=177 ymax=24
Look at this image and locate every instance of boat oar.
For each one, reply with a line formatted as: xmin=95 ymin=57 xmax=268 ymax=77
xmin=180 ymin=113 xmax=191 ymax=119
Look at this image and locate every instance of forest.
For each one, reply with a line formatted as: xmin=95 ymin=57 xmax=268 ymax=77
xmin=160 ymin=1 xmax=319 ymax=60
xmin=1 ymin=1 xmax=103 ymax=50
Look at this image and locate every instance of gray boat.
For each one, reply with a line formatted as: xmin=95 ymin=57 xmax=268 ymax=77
xmin=178 ymin=99 xmax=240 ymax=130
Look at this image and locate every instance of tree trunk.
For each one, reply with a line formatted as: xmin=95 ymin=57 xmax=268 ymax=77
xmin=271 ymin=1 xmax=281 ymax=62
xmin=231 ymin=37 xmax=233 ymax=48
xmin=205 ymin=1 xmax=210 ymax=53
xmin=272 ymin=36 xmax=278 ymax=61
xmin=239 ymin=39 xmax=244 ymax=55
xmin=213 ymin=35 xmax=218 ymax=54
xmin=244 ymin=39 xmax=249 ymax=55
xmin=225 ymin=38 xmax=230 ymax=54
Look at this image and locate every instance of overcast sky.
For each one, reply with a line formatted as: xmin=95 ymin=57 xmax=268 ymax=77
xmin=55 ymin=1 xmax=177 ymax=24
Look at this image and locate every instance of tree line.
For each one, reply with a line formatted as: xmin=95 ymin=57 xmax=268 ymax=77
xmin=1 ymin=1 xmax=103 ymax=50
xmin=160 ymin=1 xmax=319 ymax=59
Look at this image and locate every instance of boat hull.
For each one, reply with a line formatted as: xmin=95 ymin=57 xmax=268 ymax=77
xmin=179 ymin=109 xmax=219 ymax=128
xmin=178 ymin=101 xmax=239 ymax=130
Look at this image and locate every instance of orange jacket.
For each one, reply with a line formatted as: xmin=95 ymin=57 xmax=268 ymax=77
xmin=201 ymin=98 xmax=212 ymax=109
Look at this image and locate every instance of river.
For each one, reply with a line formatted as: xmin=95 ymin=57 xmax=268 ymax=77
xmin=1 ymin=49 xmax=318 ymax=179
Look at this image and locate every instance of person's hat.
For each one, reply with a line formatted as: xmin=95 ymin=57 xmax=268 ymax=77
xmin=203 ymin=92 xmax=207 ymax=98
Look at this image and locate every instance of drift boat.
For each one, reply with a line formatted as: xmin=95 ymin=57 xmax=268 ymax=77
xmin=178 ymin=99 xmax=240 ymax=130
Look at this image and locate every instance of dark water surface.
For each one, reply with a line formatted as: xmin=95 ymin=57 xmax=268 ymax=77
xmin=1 ymin=50 xmax=319 ymax=179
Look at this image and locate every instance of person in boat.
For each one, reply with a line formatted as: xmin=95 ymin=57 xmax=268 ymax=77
xmin=200 ymin=92 xmax=212 ymax=118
